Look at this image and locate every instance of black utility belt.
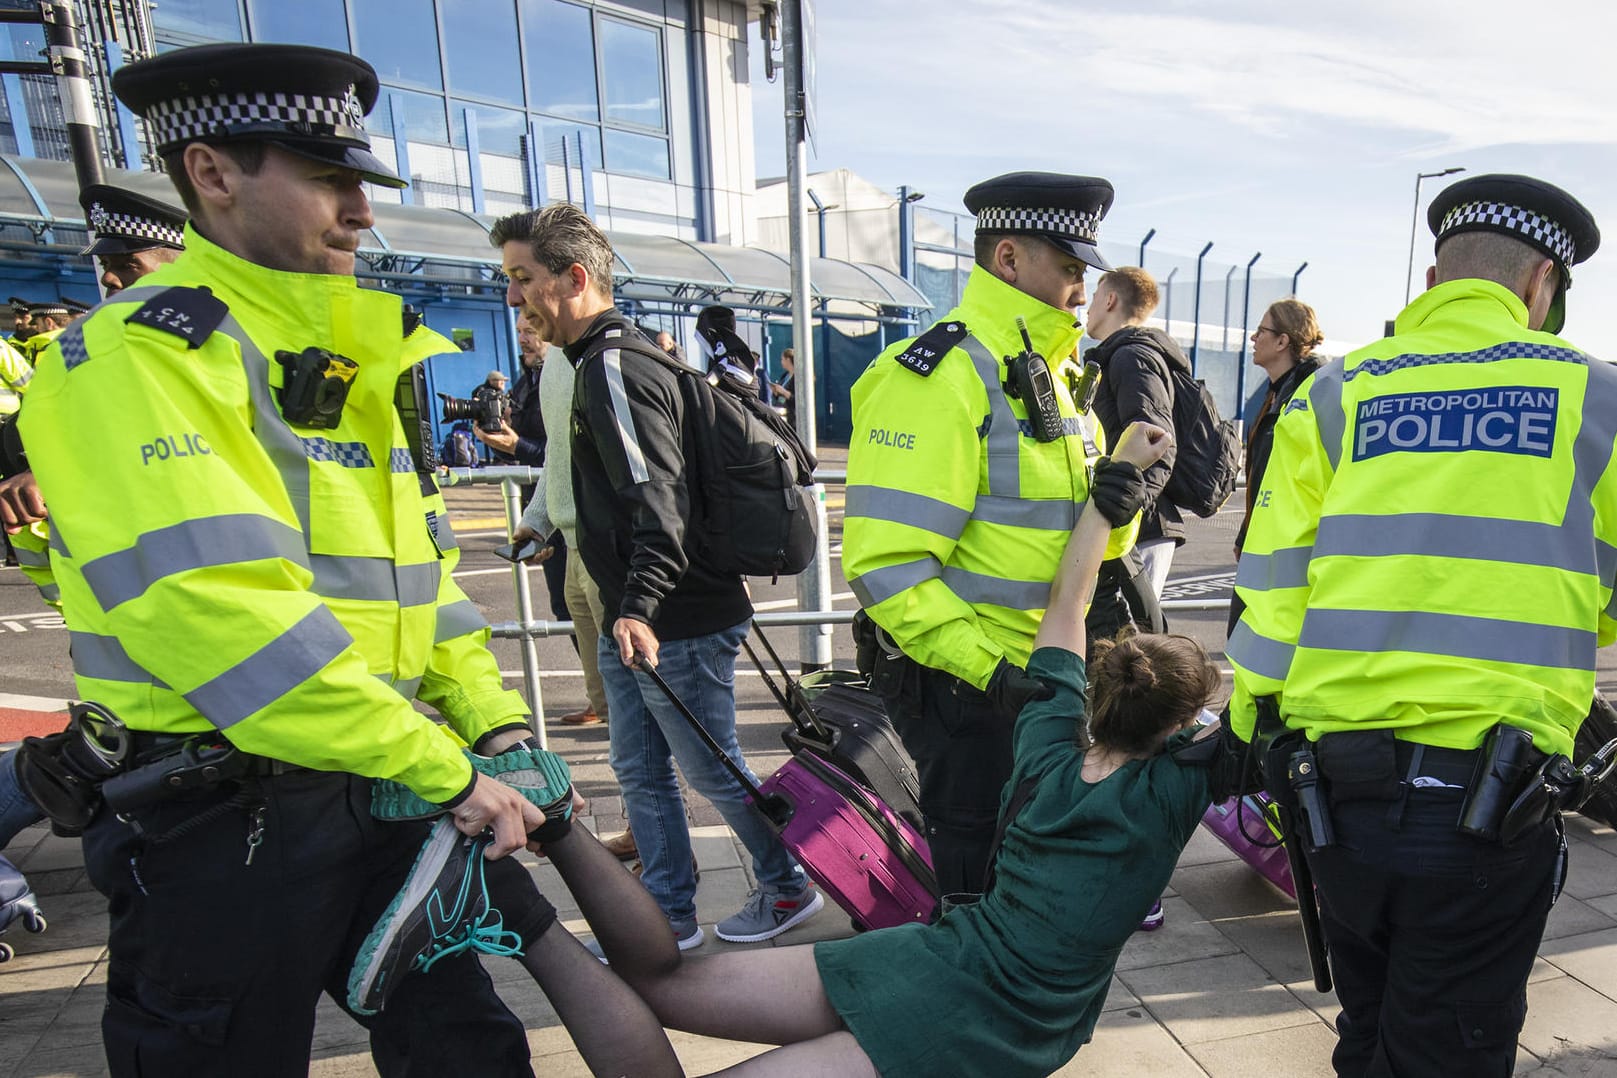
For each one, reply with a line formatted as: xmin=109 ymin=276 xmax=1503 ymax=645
xmin=103 ymin=733 xmax=303 ymax=816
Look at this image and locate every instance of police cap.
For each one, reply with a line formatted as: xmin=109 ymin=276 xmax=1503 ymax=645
xmin=111 ymin=43 xmax=405 ymax=189
xmin=80 ymin=183 xmax=187 ymax=256
xmin=8 ymin=297 xmax=28 ymax=316
xmin=1428 ymin=173 xmax=1599 ymax=334
xmin=28 ymin=300 xmax=69 ymax=318
xmin=963 ymin=172 xmax=1115 ymax=272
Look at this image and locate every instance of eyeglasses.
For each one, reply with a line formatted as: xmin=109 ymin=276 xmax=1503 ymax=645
xmin=1253 ymin=325 xmax=1281 ymax=339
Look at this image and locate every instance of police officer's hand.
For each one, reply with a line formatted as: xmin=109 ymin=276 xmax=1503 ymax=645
xmin=0 ymin=470 xmax=45 ymax=532
xmin=453 ymin=773 xmax=547 ymax=859
xmin=615 ymin=617 xmax=659 ymax=668
xmin=986 ymin=660 xmax=1054 ymax=721
xmin=473 ymin=420 xmax=521 ymax=456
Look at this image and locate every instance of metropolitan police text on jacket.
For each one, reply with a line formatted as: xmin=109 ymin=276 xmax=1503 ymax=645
xmin=1353 ymin=387 xmax=1556 ymax=462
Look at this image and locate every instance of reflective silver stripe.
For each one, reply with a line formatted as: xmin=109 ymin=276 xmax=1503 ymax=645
xmin=184 ymin=607 xmax=353 ymax=728
xmin=960 ymin=337 xmax=1021 ymax=497
xmin=217 ymin=311 xmax=315 ymax=537
xmin=81 ymin=514 xmax=307 ymax=611
xmin=1234 ymin=545 xmax=1314 ymax=592
xmin=310 ymin=555 xmax=440 ymax=607
xmin=13 ymin=546 xmax=48 ymax=569
xmin=974 ymin=493 xmax=1079 ymax=530
xmin=1315 ymin=513 xmax=1597 ymax=575
xmin=1297 ymin=608 xmax=1596 ymax=671
xmin=429 ymin=510 xmax=460 ymax=552
xmin=435 ymin=598 xmax=487 ymax=643
xmin=844 ymin=484 xmax=969 ymax=540
xmin=1226 ymin=621 xmax=1295 ymax=681
xmin=941 ymin=566 xmax=1050 ymax=610
xmin=392 ymin=676 xmax=422 ymax=699
xmin=847 ymin=556 xmax=942 ymax=607
xmin=71 ymin=631 xmax=162 ymax=685
xmin=37 ymin=582 xmax=59 ymax=604
xmin=600 ymin=330 xmax=649 ymax=485
xmin=1309 ymin=362 xmax=1346 ymax=471
xmin=9 ymin=363 xmax=30 ymax=387
xmin=1574 ymin=363 xmax=1617 ymax=516
xmin=48 ymin=528 xmax=68 ymax=557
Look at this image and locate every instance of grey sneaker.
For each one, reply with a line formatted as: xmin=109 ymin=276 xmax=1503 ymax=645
xmin=586 ymin=916 xmax=704 ymax=962
xmin=715 ymin=885 xmax=824 ymax=943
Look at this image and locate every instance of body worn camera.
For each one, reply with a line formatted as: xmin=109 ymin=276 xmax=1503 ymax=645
xmin=439 ymin=386 xmax=506 ymax=435
xmin=1067 ymin=360 xmax=1102 ymax=415
xmin=1004 ymin=317 xmax=1064 ymax=443
xmin=277 ymin=347 xmax=357 ymax=430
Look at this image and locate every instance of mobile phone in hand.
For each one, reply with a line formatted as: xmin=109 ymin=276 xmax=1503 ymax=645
xmin=493 ymin=537 xmax=544 ymax=563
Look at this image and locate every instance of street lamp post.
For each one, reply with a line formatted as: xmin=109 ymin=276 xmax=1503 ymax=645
xmin=1162 ymin=267 xmax=1179 ymax=338
xmin=1138 ymin=228 xmax=1156 ymax=268
xmin=1292 ymin=261 xmax=1309 ymax=295
xmin=1405 ymin=167 xmax=1465 ymax=305
xmin=1236 ymin=252 xmax=1262 ymax=420
xmin=1190 ymin=241 xmax=1213 ymax=375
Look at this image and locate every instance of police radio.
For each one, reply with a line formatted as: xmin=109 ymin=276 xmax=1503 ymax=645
xmin=1004 ymin=317 xmax=1064 ymax=443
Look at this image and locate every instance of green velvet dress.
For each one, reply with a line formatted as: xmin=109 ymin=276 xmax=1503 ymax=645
xmin=814 ymin=646 xmax=1213 ymax=1078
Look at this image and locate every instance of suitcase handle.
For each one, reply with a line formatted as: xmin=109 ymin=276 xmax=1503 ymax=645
xmin=634 ymin=653 xmax=793 ymax=828
xmin=744 ymin=623 xmax=833 ymax=741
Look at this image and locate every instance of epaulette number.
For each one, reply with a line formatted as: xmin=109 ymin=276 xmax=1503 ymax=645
xmin=894 ymin=320 xmax=968 ymax=377
xmin=125 ymin=287 xmax=228 ymax=350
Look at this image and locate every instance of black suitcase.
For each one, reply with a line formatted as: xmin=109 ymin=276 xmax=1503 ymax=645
xmin=742 ymin=624 xmax=925 ymax=832
xmin=1576 ymin=691 xmax=1617 ymax=828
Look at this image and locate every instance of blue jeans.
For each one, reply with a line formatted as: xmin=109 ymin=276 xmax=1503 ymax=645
xmin=599 ymin=619 xmax=804 ymax=923
xmin=0 ymin=751 xmax=44 ymax=851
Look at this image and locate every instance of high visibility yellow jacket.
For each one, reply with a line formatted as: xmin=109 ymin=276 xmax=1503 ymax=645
xmin=844 ymin=266 xmax=1138 ymax=690
xmin=19 ymin=328 xmax=60 ymax=366
xmin=10 ymin=522 xmax=55 ymax=608
xmin=20 ymin=227 xmax=526 ymax=802
xmin=1229 ymin=279 xmax=1617 ymax=758
xmin=0 ymin=337 xmax=29 ymax=414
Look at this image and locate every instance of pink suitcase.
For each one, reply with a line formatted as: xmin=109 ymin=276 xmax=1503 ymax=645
xmin=639 ymin=659 xmax=939 ymax=931
xmin=1201 ymin=793 xmax=1296 ymax=899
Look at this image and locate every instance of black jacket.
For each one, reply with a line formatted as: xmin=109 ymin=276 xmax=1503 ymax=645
xmin=1235 ymin=356 xmax=1320 ymax=551
xmin=568 ymin=309 xmax=752 ymax=639
xmin=1087 ymin=326 xmax=1186 ymax=544
xmin=507 ymin=362 xmax=546 ymax=466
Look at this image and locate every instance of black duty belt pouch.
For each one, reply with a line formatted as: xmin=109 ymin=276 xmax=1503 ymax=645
xmin=1314 ymin=729 xmax=1402 ymax=803
xmin=1250 ymin=698 xmax=1302 ymax=809
xmin=15 ymin=732 xmax=103 ymax=837
xmin=1459 ymin=724 xmax=1545 ymax=843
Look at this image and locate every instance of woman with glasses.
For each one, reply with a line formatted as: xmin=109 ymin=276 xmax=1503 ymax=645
xmin=1229 ymin=299 xmax=1325 ymax=635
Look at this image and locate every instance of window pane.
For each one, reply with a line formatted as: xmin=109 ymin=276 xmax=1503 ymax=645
xmin=440 ymin=0 xmax=522 ymax=104
xmin=452 ymin=102 xmax=526 ymax=157
xmin=603 ymin=129 xmax=669 ymax=180
xmin=353 ymin=0 xmax=442 ymax=89
xmin=522 ymin=0 xmax=597 ymax=121
xmin=372 ymin=88 xmax=450 ymax=144
xmin=538 ymin=121 xmax=602 ymax=172
xmin=152 ymin=0 xmax=243 ymax=41
xmin=600 ymin=18 xmax=664 ymax=131
xmin=249 ymin=0 xmax=349 ymax=50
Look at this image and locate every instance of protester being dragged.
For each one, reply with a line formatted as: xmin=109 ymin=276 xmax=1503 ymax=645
xmin=1226 ymin=298 xmax=1323 ymax=635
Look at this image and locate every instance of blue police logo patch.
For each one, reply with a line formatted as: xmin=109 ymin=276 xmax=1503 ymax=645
xmin=1352 ymin=386 xmax=1558 ymax=462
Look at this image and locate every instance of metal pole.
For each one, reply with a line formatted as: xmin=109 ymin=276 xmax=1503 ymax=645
xmin=1236 ymin=252 xmax=1262 ymax=420
xmin=1221 ymin=265 xmax=1236 ymax=355
xmin=783 ymin=0 xmax=832 ymax=671
xmin=502 ymin=477 xmax=547 ymax=748
xmin=1405 ymin=167 xmax=1464 ymax=305
xmin=1163 ymin=267 xmax=1178 ymax=338
xmin=43 ymin=0 xmax=104 ymax=190
xmin=1191 ymin=241 xmax=1213 ymax=375
xmin=807 ymin=187 xmax=832 ymax=421
xmin=1138 ymin=228 xmax=1156 ymax=268
xmin=1292 ymin=261 xmax=1309 ymax=295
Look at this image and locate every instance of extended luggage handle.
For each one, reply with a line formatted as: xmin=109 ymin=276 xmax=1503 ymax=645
xmin=633 ymin=653 xmax=794 ymax=829
xmin=741 ymin=623 xmax=832 ymax=741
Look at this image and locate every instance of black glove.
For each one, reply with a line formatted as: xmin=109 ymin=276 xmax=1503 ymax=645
xmin=1089 ymin=456 xmax=1147 ymax=527
xmin=985 ymin=660 xmax=1055 ymax=721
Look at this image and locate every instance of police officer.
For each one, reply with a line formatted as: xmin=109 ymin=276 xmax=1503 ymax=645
xmin=844 ymin=172 xmax=1145 ymax=897
xmin=81 ymin=183 xmax=187 ymax=295
xmin=18 ymin=300 xmax=70 ymax=362
xmin=1229 ymin=174 xmax=1606 ymax=1076
xmin=21 ymin=43 xmax=554 ymax=1075
xmin=7 ymin=297 xmax=31 ymax=342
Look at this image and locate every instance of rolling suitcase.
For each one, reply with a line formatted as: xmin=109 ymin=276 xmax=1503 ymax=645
xmin=638 ymin=657 xmax=939 ymax=931
xmin=1201 ymin=793 xmax=1296 ymax=899
xmin=742 ymin=625 xmax=924 ymax=831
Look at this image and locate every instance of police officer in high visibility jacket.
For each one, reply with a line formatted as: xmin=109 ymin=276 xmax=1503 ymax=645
xmin=845 ymin=173 xmax=1143 ymax=896
xmin=17 ymin=300 xmax=69 ymax=363
xmin=1228 ymin=174 xmax=1606 ymax=1076
xmin=20 ymin=44 xmax=553 ymax=1076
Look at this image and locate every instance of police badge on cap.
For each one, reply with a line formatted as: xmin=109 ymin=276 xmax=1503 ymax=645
xmin=110 ymin=43 xmax=405 ymax=189
xmin=963 ymin=172 xmax=1116 ymax=272
xmin=1428 ymin=173 xmax=1600 ymax=335
xmin=79 ymin=183 xmax=187 ymax=256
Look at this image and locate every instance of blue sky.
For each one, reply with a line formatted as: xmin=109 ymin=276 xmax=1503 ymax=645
xmin=750 ymin=0 xmax=1617 ymax=358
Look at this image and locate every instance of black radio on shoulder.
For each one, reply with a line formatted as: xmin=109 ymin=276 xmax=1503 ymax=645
xmin=1003 ymin=317 xmax=1063 ymax=443
xmin=276 ymin=347 xmax=358 ymax=429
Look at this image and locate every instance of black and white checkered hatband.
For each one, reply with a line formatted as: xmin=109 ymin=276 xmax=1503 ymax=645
xmin=144 ymin=83 xmax=369 ymax=153
xmin=975 ymin=205 xmax=1102 ymax=245
xmin=1439 ymin=200 xmax=1577 ymax=268
xmin=88 ymin=200 xmax=184 ymax=249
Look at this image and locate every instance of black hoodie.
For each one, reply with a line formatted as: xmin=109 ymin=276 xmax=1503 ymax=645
xmin=1085 ymin=325 xmax=1188 ymax=545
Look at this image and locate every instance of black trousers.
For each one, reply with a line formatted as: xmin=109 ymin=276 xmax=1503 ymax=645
xmin=519 ymin=482 xmax=571 ymax=631
xmin=876 ymin=658 xmax=1012 ymax=898
xmin=1307 ymin=786 xmax=1560 ymax=1077
xmin=82 ymin=769 xmax=553 ymax=1078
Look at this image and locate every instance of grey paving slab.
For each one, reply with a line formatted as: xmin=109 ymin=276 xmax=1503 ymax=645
xmin=1541 ymin=893 xmax=1617 ymax=941
xmin=1052 ymin=1004 xmax=1209 ymax=1076
xmin=1519 ymin=973 xmax=1617 ymax=1068
xmin=1119 ymin=951 xmax=1322 ymax=1046
xmin=1187 ymin=1020 xmax=1339 ymax=1077
xmin=1539 ymin=925 xmax=1617 ymax=999
xmin=1114 ymin=894 xmax=1239 ymax=972
xmin=1559 ymin=834 xmax=1617 ymax=902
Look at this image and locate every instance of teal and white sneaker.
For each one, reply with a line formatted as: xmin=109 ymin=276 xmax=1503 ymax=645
xmin=370 ymin=744 xmax=575 ymax=839
xmin=346 ymin=818 xmax=523 ymax=1016
xmin=714 ymin=885 xmax=824 ymax=943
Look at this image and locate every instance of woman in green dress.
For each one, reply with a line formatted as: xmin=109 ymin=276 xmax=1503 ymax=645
xmin=530 ymin=420 xmax=1238 ymax=1076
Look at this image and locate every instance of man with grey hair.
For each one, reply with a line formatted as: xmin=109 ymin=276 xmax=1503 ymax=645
xmin=491 ymin=204 xmax=820 ymax=950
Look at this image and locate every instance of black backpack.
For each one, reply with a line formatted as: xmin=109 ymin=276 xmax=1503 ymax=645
xmin=589 ymin=335 xmax=818 ymax=581
xmin=441 ymin=422 xmax=478 ymax=468
xmin=1161 ymin=365 xmax=1241 ymax=518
